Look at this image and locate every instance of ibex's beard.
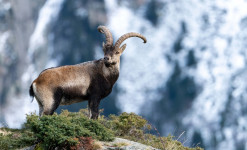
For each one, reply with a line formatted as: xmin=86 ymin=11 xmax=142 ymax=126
xmin=105 ymin=61 xmax=117 ymax=67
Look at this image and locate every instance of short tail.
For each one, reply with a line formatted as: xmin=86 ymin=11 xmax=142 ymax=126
xmin=29 ymin=84 xmax=35 ymax=102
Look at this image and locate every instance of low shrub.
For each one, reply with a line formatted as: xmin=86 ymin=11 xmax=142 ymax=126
xmin=25 ymin=110 xmax=114 ymax=149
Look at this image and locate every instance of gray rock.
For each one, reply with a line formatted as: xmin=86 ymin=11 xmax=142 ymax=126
xmin=19 ymin=145 xmax=35 ymax=150
xmin=100 ymin=138 xmax=160 ymax=150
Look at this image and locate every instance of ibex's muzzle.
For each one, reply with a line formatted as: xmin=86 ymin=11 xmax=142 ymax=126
xmin=104 ymin=56 xmax=117 ymax=67
xmin=104 ymin=57 xmax=109 ymax=61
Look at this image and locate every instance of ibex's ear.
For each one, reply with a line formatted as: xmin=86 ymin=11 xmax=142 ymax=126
xmin=120 ymin=44 xmax=127 ymax=53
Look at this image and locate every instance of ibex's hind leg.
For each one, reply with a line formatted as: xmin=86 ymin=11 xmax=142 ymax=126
xmin=34 ymin=95 xmax=44 ymax=116
xmin=49 ymin=87 xmax=63 ymax=114
xmin=36 ymin=99 xmax=57 ymax=116
xmin=37 ymin=97 xmax=55 ymax=116
xmin=42 ymin=108 xmax=54 ymax=115
xmin=32 ymin=83 xmax=44 ymax=116
xmin=42 ymin=97 xmax=62 ymax=115
xmin=39 ymin=105 xmax=44 ymax=116
xmin=35 ymin=87 xmax=62 ymax=116
xmin=33 ymin=93 xmax=45 ymax=117
xmin=36 ymin=100 xmax=44 ymax=116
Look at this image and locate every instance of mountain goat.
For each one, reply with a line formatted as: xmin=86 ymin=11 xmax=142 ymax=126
xmin=29 ymin=25 xmax=147 ymax=119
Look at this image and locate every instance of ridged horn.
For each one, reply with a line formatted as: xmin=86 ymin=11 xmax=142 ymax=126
xmin=97 ymin=26 xmax=113 ymax=47
xmin=114 ymin=32 xmax=147 ymax=48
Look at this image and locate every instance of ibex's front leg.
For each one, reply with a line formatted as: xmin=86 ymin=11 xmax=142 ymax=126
xmin=88 ymin=98 xmax=100 ymax=119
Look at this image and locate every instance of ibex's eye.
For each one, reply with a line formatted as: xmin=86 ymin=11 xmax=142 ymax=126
xmin=115 ymin=51 xmax=120 ymax=54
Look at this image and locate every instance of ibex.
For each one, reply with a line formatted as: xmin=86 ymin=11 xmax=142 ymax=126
xmin=29 ymin=26 xmax=146 ymax=119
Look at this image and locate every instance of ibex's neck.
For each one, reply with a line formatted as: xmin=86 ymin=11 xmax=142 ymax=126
xmin=102 ymin=62 xmax=120 ymax=85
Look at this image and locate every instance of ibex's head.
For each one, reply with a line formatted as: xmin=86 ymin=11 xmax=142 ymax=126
xmin=98 ymin=26 xmax=147 ymax=67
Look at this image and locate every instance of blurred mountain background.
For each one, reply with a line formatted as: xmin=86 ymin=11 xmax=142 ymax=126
xmin=1 ymin=0 xmax=247 ymax=149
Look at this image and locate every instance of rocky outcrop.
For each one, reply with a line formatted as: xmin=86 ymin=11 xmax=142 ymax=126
xmin=100 ymin=138 xmax=159 ymax=150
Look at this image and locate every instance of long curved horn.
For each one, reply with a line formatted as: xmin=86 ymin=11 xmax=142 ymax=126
xmin=97 ymin=26 xmax=113 ymax=46
xmin=114 ymin=32 xmax=147 ymax=48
